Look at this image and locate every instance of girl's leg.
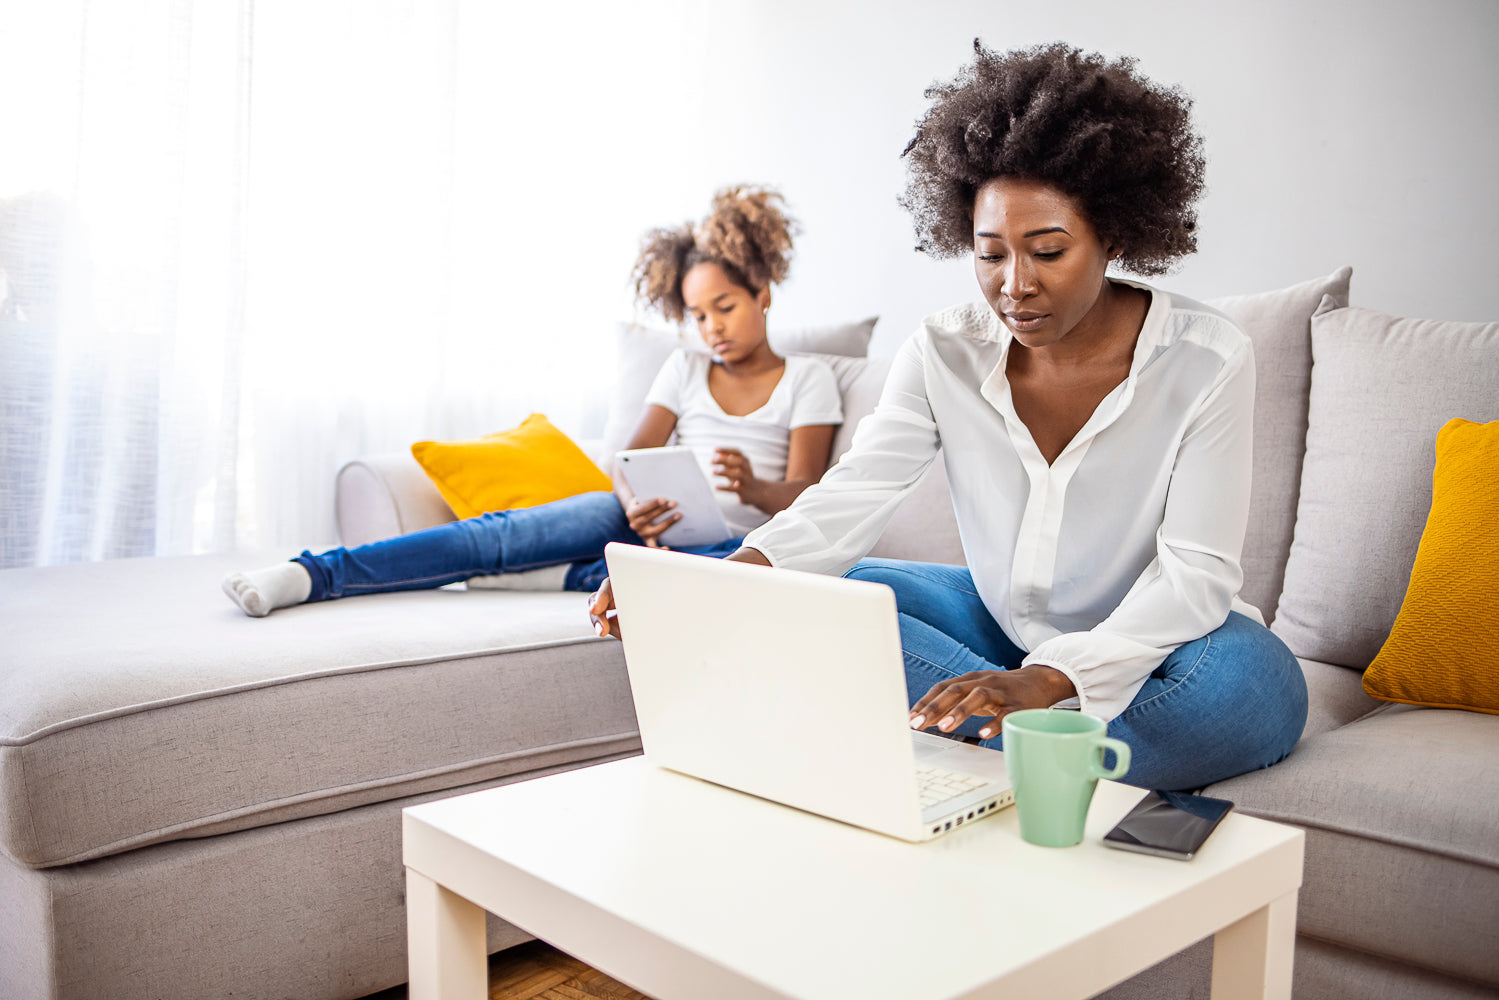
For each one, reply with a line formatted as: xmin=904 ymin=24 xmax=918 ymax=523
xmin=843 ymin=558 xmax=1026 ymax=738
xmin=1099 ymin=612 xmax=1309 ymax=790
xmin=298 ymin=491 xmax=640 ymax=601
xmin=562 ymin=536 xmax=746 ymax=594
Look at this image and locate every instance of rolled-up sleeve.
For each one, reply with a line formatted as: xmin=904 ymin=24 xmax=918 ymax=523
xmin=744 ymin=334 xmax=941 ymax=575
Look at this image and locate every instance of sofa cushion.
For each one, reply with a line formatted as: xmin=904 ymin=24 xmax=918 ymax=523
xmin=1206 ymin=267 xmax=1351 ymax=625
xmin=1207 ymin=706 xmax=1499 ymax=986
xmin=1299 ymin=657 xmax=1384 ymax=740
xmin=0 ymin=552 xmax=639 ymax=867
xmin=1362 ymin=418 xmax=1499 ymax=714
xmin=1272 ymin=303 xmax=1499 ymax=667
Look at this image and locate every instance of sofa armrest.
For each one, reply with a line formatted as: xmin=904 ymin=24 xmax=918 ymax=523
xmin=334 ymin=454 xmax=456 ymax=547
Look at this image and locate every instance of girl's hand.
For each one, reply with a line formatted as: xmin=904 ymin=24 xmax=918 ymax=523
xmin=587 ymin=578 xmax=621 ymax=639
xmin=713 ymin=448 xmax=761 ymax=503
xmin=908 ymin=665 xmax=1077 ymax=739
xmin=626 ymin=496 xmax=679 ymax=548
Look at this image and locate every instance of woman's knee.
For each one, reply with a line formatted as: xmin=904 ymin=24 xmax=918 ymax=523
xmin=1212 ymin=613 xmax=1309 ymax=721
xmin=843 ymin=557 xmax=912 ymax=585
xmin=1122 ymin=613 xmax=1308 ymax=783
xmin=844 ymin=558 xmax=977 ymax=596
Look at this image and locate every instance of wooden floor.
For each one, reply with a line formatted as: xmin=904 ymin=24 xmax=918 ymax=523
xmin=360 ymin=939 xmax=654 ymax=1000
xmin=487 ymin=940 xmax=654 ymax=1000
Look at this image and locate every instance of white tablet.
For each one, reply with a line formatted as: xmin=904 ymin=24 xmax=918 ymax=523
xmin=615 ymin=446 xmax=735 ymax=548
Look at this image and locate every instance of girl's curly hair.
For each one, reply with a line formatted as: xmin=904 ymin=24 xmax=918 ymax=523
xmin=632 ymin=185 xmax=798 ymax=322
xmin=901 ymin=41 xmax=1206 ymax=275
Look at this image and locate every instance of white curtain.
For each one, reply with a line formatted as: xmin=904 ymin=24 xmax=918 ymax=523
xmin=1 ymin=0 xmax=654 ymax=569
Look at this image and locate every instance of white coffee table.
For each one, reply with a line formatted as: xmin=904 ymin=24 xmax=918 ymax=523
xmin=403 ymin=755 xmax=1302 ymax=1000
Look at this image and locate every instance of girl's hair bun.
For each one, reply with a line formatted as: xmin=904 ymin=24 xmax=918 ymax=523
xmin=633 ymin=185 xmax=799 ymax=322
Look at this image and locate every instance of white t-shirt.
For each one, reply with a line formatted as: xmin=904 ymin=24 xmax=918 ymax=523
xmin=643 ymin=351 xmax=843 ymax=536
xmin=745 ymin=282 xmax=1261 ymax=722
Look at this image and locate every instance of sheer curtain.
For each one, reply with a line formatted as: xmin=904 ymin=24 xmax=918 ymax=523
xmin=1 ymin=0 xmax=663 ymax=569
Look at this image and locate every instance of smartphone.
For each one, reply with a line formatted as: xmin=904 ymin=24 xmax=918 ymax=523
xmin=1102 ymin=790 xmax=1234 ymax=860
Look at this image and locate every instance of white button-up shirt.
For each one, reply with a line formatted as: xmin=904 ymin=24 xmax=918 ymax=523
xmin=743 ymin=282 xmax=1262 ymax=721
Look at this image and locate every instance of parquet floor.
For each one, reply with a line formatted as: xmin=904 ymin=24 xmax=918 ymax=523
xmin=487 ymin=940 xmax=653 ymax=1000
xmin=359 ymin=939 xmax=654 ymax=1000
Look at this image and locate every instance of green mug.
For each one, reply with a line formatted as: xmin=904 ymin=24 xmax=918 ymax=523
xmin=1001 ymin=709 xmax=1132 ymax=847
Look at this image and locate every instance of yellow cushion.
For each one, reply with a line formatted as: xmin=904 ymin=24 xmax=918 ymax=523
xmin=1363 ymin=418 xmax=1499 ymax=714
xmin=410 ymin=414 xmax=612 ymax=520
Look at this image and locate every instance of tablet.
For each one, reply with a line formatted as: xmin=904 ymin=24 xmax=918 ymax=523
xmin=615 ymin=447 xmax=735 ymax=548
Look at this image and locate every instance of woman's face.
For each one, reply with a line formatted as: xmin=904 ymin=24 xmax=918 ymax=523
xmin=971 ymin=177 xmax=1116 ymax=349
xmin=681 ymin=261 xmax=770 ymax=364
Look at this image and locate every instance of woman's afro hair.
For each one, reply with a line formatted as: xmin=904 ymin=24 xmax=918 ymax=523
xmin=901 ymin=41 xmax=1206 ymax=275
xmin=632 ymin=185 xmax=798 ymax=323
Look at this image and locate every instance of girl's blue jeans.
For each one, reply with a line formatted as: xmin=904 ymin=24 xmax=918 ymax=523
xmin=844 ymin=558 xmax=1309 ymax=791
xmin=295 ymin=491 xmax=743 ymax=601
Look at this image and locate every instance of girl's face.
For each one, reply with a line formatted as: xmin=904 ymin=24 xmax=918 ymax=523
xmin=681 ymin=262 xmax=771 ymax=365
xmin=971 ymin=176 xmax=1116 ymax=349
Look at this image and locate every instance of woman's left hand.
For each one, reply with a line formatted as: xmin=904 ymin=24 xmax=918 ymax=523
xmin=713 ymin=448 xmax=761 ymax=503
xmin=587 ymin=578 xmax=621 ymax=639
xmin=909 ymin=665 xmax=1077 ymax=739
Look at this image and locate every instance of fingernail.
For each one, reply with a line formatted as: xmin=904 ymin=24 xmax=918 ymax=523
xmin=594 ymin=620 xmax=606 ymax=636
xmin=909 ymin=715 xmax=925 ymax=730
xmin=979 ymin=727 xmax=993 ymax=738
xmin=939 ymin=716 xmax=955 ymax=731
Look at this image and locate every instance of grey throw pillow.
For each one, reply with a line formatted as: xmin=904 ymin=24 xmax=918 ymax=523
xmin=1271 ymin=301 xmax=1499 ymax=667
xmin=1207 ymin=266 xmax=1352 ymax=624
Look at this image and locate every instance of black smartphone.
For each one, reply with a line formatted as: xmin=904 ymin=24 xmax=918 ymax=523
xmin=1101 ymin=790 xmax=1234 ymax=860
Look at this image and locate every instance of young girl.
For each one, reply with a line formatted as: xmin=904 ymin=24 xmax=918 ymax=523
xmin=223 ymin=186 xmax=842 ymax=617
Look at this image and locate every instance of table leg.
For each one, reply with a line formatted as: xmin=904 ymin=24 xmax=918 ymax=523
xmin=406 ymin=867 xmax=488 ymax=1000
xmin=1209 ymin=890 xmax=1297 ymax=999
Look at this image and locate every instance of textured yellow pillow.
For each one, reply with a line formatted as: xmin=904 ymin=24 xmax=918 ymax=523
xmin=411 ymin=414 xmax=611 ymax=520
xmin=1363 ymin=419 xmax=1499 ymax=713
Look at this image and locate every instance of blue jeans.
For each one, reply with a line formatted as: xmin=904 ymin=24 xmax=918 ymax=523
xmin=295 ymin=491 xmax=744 ymax=601
xmin=844 ymin=558 xmax=1309 ymax=791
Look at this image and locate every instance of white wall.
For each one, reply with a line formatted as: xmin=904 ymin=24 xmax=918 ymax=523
xmin=494 ymin=0 xmax=1499 ymax=360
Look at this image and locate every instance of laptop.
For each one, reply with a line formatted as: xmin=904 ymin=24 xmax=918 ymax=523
xmin=603 ymin=543 xmax=1014 ymax=842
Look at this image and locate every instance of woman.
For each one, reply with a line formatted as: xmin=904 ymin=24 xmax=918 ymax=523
xmin=593 ymin=43 xmax=1307 ymax=791
xmin=224 ymin=186 xmax=841 ymax=616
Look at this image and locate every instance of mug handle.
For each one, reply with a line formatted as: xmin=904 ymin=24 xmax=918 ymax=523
xmin=1090 ymin=737 xmax=1132 ymax=780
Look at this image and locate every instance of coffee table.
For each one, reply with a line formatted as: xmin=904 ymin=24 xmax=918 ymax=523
xmin=403 ymin=755 xmax=1302 ymax=1000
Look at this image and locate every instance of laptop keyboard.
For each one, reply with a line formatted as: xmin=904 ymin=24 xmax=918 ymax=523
xmin=916 ymin=765 xmax=988 ymax=809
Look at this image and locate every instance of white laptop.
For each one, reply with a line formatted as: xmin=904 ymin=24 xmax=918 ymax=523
xmin=604 ymin=543 xmax=1014 ymax=842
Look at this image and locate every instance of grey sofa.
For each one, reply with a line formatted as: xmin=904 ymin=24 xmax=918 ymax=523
xmin=2 ymin=268 xmax=1495 ymax=999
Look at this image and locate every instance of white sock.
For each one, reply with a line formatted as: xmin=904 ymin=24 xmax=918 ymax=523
xmin=222 ymin=562 xmax=313 ymax=617
xmin=464 ymin=564 xmax=570 ymax=591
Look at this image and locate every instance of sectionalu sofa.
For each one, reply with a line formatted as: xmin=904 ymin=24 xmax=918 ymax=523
xmin=1 ymin=268 xmax=1495 ymax=999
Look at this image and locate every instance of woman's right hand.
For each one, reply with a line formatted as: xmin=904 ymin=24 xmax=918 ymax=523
xmin=625 ymin=496 xmax=680 ymax=548
xmin=588 ymin=578 xmax=620 ymax=639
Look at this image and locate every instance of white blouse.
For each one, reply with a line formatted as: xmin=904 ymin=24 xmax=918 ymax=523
xmin=743 ymin=282 xmax=1262 ymax=722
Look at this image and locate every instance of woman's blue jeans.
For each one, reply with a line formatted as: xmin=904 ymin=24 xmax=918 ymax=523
xmin=295 ymin=491 xmax=743 ymax=601
xmin=844 ymin=558 xmax=1309 ymax=791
